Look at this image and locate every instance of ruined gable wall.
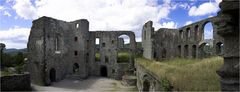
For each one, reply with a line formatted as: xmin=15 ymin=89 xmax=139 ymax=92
xmin=152 ymin=28 xmax=178 ymax=61
xmin=142 ymin=21 xmax=154 ymax=59
xmin=88 ymin=31 xmax=136 ymax=79
xmin=27 ymin=17 xmax=90 ymax=85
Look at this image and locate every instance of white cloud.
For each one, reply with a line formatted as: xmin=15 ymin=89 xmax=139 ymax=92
xmin=32 ymin=0 xmax=176 ymax=31
xmin=158 ymin=21 xmax=178 ymax=29
xmin=8 ymin=0 xmax=178 ymax=48
xmin=184 ymin=21 xmax=193 ymax=26
xmin=12 ymin=0 xmax=37 ymax=19
xmin=0 ymin=27 xmax=30 ymax=49
xmin=188 ymin=0 xmax=221 ymax=16
xmin=0 ymin=6 xmax=5 ymax=11
xmin=215 ymin=0 xmax=222 ymax=5
xmin=179 ymin=3 xmax=191 ymax=10
xmin=3 ymin=11 xmax=11 ymax=17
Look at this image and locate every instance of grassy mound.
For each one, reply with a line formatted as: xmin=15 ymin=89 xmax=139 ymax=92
xmin=136 ymin=57 xmax=223 ymax=91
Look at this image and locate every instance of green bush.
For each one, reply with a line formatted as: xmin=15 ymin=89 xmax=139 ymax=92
xmin=1 ymin=52 xmax=25 ymax=67
xmin=95 ymin=53 xmax=100 ymax=61
xmin=117 ymin=52 xmax=130 ymax=63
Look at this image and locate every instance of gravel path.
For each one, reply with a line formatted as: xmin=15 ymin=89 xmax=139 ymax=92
xmin=32 ymin=77 xmax=137 ymax=92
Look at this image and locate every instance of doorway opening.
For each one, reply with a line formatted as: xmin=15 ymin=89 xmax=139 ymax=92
xmin=73 ymin=63 xmax=79 ymax=74
xmin=100 ymin=66 xmax=107 ymax=77
xmin=50 ymin=68 xmax=56 ymax=82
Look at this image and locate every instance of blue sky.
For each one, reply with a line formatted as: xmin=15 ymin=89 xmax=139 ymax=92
xmin=0 ymin=0 xmax=221 ymax=49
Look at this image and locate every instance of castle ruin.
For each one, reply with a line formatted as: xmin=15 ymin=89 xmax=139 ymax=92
xmin=26 ymin=0 xmax=239 ymax=91
xmin=27 ymin=17 xmax=136 ymax=85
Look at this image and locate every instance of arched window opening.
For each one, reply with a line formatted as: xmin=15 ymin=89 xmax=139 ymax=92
xmin=199 ymin=43 xmax=212 ymax=57
xmin=118 ymin=35 xmax=130 ymax=48
xmin=117 ymin=34 xmax=131 ymax=63
xmin=203 ymin=22 xmax=213 ymax=41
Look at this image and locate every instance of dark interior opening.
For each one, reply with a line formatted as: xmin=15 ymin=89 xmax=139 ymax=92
xmin=162 ymin=48 xmax=167 ymax=58
xmin=50 ymin=68 xmax=56 ymax=82
xmin=143 ymin=80 xmax=150 ymax=91
xmin=100 ymin=66 xmax=107 ymax=77
xmin=73 ymin=63 xmax=79 ymax=74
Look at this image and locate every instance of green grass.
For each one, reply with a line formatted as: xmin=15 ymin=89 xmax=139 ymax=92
xmin=136 ymin=57 xmax=223 ymax=91
xmin=117 ymin=52 xmax=130 ymax=63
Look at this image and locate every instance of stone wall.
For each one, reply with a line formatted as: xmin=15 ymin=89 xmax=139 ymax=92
xmin=215 ymin=0 xmax=239 ymax=91
xmin=135 ymin=63 xmax=171 ymax=91
xmin=142 ymin=16 xmax=224 ymax=60
xmin=88 ymin=31 xmax=136 ymax=79
xmin=27 ymin=16 xmax=137 ymax=86
xmin=1 ymin=73 xmax=31 ymax=91
xmin=142 ymin=21 xmax=154 ymax=59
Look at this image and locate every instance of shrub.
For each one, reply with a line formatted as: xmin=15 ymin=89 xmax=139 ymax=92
xmin=95 ymin=53 xmax=100 ymax=61
xmin=117 ymin=52 xmax=130 ymax=63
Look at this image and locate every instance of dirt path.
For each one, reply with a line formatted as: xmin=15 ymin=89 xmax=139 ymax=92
xmin=32 ymin=77 xmax=137 ymax=92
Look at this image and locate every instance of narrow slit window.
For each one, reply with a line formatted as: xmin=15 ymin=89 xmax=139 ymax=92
xmin=74 ymin=51 xmax=78 ymax=56
xmin=55 ymin=37 xmax=59 ymax=51
xmin=74 ymin=37 xmax=78 ymax=41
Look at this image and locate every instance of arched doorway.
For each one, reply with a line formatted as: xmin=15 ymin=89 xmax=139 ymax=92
xmin=73 ymin=63 xmax=79 ymax=74
xmin=49 ymin=68 xmax=56 ymax=82
xmin=143 ymin=80 xmax=150 ymax=91
xmin=100 ymin=66 xmax=107 ymax=77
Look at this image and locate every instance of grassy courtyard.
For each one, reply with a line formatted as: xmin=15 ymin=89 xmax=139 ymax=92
xmin=136 ymin=56 xmax=223 ymax=91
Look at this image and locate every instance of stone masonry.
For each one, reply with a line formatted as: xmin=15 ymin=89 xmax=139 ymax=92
xmin=142 ymin=16 xmax=224 ymax=60
xmin=27 ymin=16 xmax=136 ymax=85
xmin=215 ymin=0 xmax=239 ymax=91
